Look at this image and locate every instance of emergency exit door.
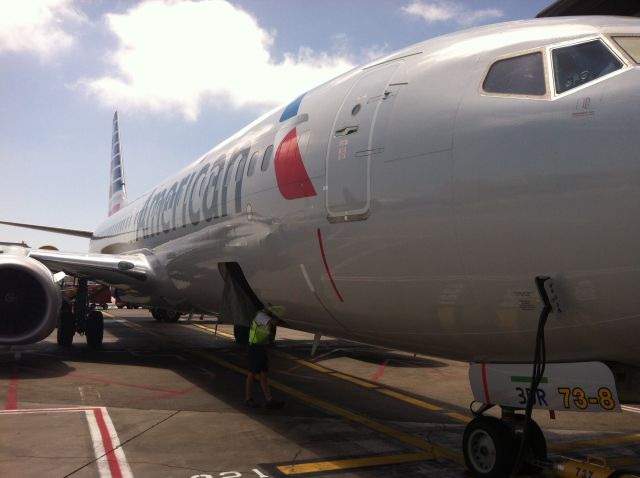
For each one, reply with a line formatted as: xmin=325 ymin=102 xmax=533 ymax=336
xmin=326 ymin=62 xmax=400 ymax=222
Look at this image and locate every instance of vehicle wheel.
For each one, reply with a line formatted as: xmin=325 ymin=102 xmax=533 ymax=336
xmin=117 ymin=304 xmax=124 ymax=309
xmin=234 ymin=324 xmax=250 ymax=345
xmin=151 ymin=308 xmax=163 ymax=321
xmin=126 ymin=304 xmax=134 ymax=309
xmin=101 ymin=303 xmax=108 ymax=310
xmin=463 ymin=416 xmax=515 ymax=478
xmin=56 ymin=302 xmax=75 ymax=347
xmin=85 ymin=310 xmax=104 ymax=348
xmin=163 ymin=310 xmax=181 ymax=323
xmin=512 ymin=415 xmax=547 ymax=474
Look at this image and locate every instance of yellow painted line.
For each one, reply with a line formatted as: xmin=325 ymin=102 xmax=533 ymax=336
xmin=444 ymin=412 xmax=472 ymax=423
xmin=190 ymin=322 xmax=466 ymax=420
xmin=118 ymin=317 xmax=463 ymax=465
xmin=297 ymin=360 xmax=332 ymax=373
xmin=377 ymin=389 xmax=443 ymax=411
xmin=191 ymin=323 xmax=234 ymax=339
xmin=271 ymin=350 xmax=332 ymax=373
xmin=134 ymin=317 xmax=465 ymax=434
xmin=549 ymin=433 xmax=640 ymax=452
xmin=330 ymin=372 xmax=378 ymax=389
xmin=102 ymin=311 xmax=116 ymax=318
xmin=193 ymin=352 xmax=463 ymax=465
xmin=277 ymin=451 xmax=432 ymax=475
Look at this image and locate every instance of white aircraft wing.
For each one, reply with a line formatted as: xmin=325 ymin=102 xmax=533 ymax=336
xmin=28 ymin=249 xmax=152 ymax=285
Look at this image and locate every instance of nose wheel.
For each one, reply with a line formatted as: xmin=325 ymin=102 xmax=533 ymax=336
xmin=463 ymin=416 xmax=515 ymax=477
xmin=463 ymin=412 xmax=546 ymax=477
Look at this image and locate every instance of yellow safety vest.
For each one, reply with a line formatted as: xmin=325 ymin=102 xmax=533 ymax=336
xmin=249 ymin=315 xmax=271 ymax=345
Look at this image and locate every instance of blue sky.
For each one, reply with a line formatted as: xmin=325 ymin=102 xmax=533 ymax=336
xmin=0 ymin=0 xmax=550 ymax=252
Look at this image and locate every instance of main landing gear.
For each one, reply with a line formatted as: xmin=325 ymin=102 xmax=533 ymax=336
xmin=463 ymin=405 xmax=547 ymax=477
xmin=56 ymin=278 xmax=104 ymax=348
xmin=150 ymin=308 xmax=182 ymax=323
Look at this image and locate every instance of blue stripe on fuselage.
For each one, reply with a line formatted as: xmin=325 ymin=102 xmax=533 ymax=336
xmin=279 ymin=94 xmax=305 ymax=122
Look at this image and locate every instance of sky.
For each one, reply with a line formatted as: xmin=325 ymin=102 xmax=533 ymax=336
xmin=0 ymin=0 xmax=551 ymax=252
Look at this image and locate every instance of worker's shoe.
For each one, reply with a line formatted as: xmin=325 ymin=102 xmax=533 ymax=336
xmin=266 ymin=399 xmax=284 ymax=409
xmin=244 ymin=398 xmax=260 ymax=408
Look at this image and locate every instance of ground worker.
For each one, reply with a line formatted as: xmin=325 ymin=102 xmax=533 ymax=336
xmin=244 ymin=308 xmax=284 ymax=409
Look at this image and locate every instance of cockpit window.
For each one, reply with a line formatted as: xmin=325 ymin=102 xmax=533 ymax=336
xmin=612 ymin=36 xmax=640 ymax=64
xmin=552 ymin=40 xmax=622 ymax=94
xmin=483 ymin=52 xmax=546 ymax=96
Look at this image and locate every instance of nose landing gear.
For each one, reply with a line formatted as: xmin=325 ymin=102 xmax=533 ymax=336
xmin=462 ymin=407 xmax=547 ymax=477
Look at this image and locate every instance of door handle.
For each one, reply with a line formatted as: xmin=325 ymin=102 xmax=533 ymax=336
xmin=334 ymin=126 xmax=359 ymax=137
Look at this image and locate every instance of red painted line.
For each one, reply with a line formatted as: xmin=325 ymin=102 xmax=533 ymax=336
xmin=0 ymin=407 xmax=96 ymax=414
xmin=370 ymin=359 xmax=389 ymax=382
xmin=481 ymin=362 xmax=491 ymax=404
xmin=118 ymin=386 xmax=197 ymax=405
xmin=5 ymin=377 xmax=18 ymax=410
xmin=317 ymin=228 xmax=344 ymax=302
xmin=93 ymin=408 xmax=123 ymax=478
xmin=69 ymin=373 xmax=185 ymax=394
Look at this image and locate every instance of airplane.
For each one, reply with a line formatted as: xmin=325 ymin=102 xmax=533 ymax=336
xmin=2 ymin=12 xmax=640 ymax=478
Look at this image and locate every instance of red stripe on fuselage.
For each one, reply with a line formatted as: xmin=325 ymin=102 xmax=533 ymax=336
xmin=274 ymin=128 xmax=317 ymax=200
xmin=481 ymin=362 xmax=491 ymax=404
xmin=317 ymin=228 xmax=344 ymax=302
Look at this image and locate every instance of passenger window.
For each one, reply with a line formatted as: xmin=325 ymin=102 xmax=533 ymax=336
xmin=235 ymin=154 xmax=247 ymax=182
xmin=261 ymin=145 xmax=273 ymax=172
xmin=247 ymin=150 xmax=259 ymax=177
xmin=613 ymin=36 xmax=640 ymax=63
xmin=483 ymin=52 xmax=546 ymax=96
xmin=553 ymin=40 xmax=622 ymax=94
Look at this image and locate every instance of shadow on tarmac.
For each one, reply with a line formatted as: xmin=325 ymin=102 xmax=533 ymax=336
xmin=0 ymin=311 xmax=469 ymax=477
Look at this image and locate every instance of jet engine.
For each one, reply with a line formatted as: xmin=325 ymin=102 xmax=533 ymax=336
xmin=0 ymin=254 xmax=61 ymax=345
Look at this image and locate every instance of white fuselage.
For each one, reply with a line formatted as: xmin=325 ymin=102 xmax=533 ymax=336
xmin=91 ymin=17 xmax=640 ymax=365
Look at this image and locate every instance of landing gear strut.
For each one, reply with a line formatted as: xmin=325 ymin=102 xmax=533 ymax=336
xmin=56 ymin=278 xmax=104 ymax=348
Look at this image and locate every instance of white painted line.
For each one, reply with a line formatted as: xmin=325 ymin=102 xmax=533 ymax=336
xmin=300 ymin=264 xmax=316 ymax=293
xmin=85 ymin=409 xmax=110 ymax=478
xmin=0 ymin=407 xmax=133 ymax=477
xmin=622 ymin=405 xmax=640 ymax=414
xmin=100 ymin=407 xmax=134 ymax=478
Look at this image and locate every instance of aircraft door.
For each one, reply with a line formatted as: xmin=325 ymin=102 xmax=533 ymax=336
xmin=326 ymin=62 xmax=400 ymax=222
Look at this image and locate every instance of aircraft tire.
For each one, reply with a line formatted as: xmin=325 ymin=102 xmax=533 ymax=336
xmin=56 ymin=302 xmax=75 ymax=347
xmin=234 ymin=325 xmax=250 ymax=345
xmin=151 ymin=308 xmax=163 ymax=321
xmin=463 ymin=416 xmax=515 ymax=478
xmin=163 ymin=310 xmax=181 ymax=323
xmin=85 ymin=310 xmax=104 ymax=348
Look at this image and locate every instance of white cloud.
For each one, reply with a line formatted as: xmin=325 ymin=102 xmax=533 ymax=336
xmin=81 ymin=0 xmax=357 ymax=121
xmin=402 ymin=1 xmax=503 ymax=27
xmin=0 ymin=0 xmax=85 ymax=58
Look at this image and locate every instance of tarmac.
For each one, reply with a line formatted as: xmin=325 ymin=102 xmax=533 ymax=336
xmin=1 ymin=308 xmax=639 ymax=478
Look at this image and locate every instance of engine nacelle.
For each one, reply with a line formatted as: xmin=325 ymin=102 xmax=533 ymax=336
xmin=0 ymin=253 xmax=61 ymax=345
